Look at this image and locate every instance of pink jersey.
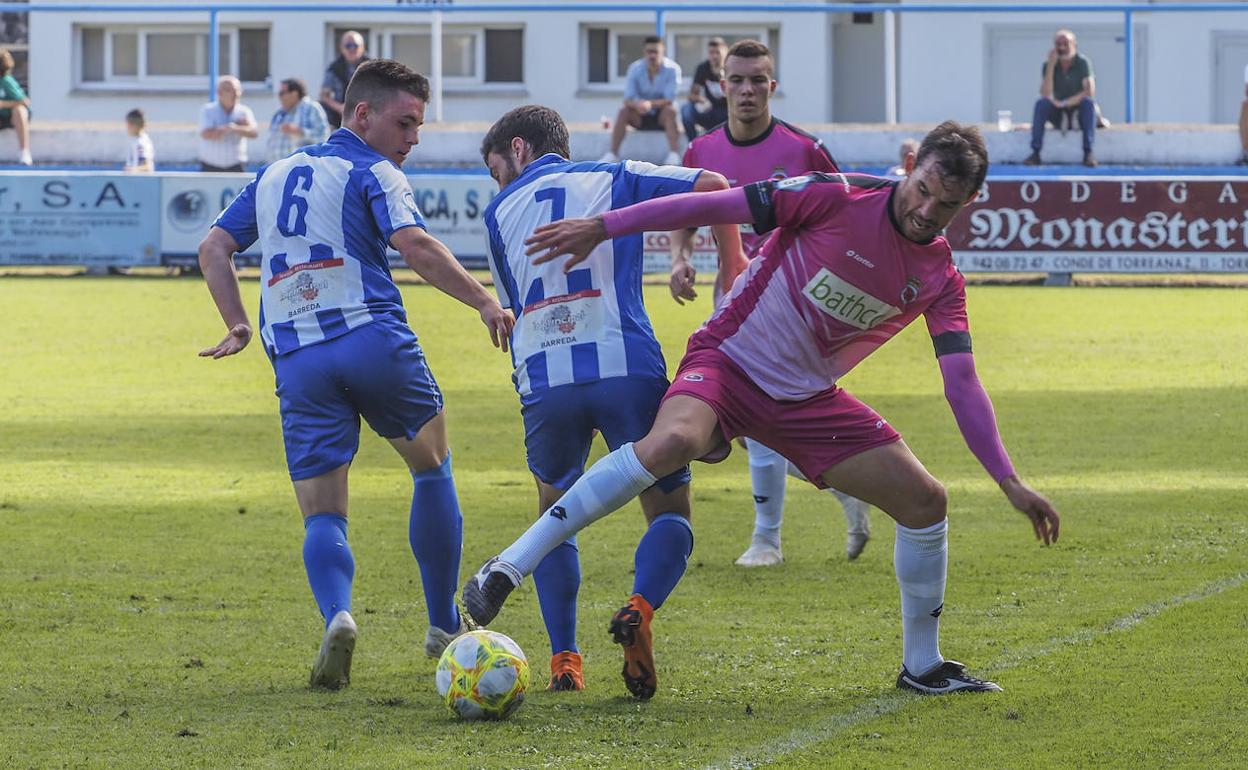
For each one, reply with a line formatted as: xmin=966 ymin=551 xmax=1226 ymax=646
xmin=683 ymin=118 xmax=839 ymax=258
xmin=694 ymin=173 xmax=970 ymax=401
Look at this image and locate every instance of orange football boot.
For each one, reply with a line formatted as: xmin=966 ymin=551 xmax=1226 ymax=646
xmin=547 ymin=651 xmax=585 ymax=691
xmin=608 ymin=593 xmax=656 ymax=700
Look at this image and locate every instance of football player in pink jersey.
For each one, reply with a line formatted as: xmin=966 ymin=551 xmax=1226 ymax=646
xmin=671 ymin=39 xmax=873 ymax=568
xmin=463 ymin=120 xmax=1060 ymax=700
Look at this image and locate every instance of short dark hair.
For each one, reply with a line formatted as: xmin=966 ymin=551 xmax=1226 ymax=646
xmin=643 ymin=35 xmax=663 ymax=47
xmin=280 ymin=77 xmax=307 ymax=100
xmin=343 ymin=59 xmax=430 ymax=120
xmin=708 ymin=36 xmax=727 ymax=48
xmin=480 ymin=105 xmax=570 ymax=164
xmin=915 ymin=120 xmax=990 ymax=194
xmin=725 ymin=39 xmax=771 ymax=63
xmin=125 ymin=108 xmax=145 ymax=128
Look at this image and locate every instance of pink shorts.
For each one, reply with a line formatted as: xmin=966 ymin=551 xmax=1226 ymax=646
xmin=664 ymin=344 xmax=900 ymax=488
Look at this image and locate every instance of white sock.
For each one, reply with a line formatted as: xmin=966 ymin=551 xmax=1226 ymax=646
xmin=499 ymin=443 xmax=656 ymax=576
xmin=746 ymin=439 xmax=786 ymax=548
xmin=894 ymin=519 xmax=947 ymax=675
xmin=18 ymin=149 xmax=32 ymax=164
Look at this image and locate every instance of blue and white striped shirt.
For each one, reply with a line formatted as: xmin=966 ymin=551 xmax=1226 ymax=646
xmin=484 ymin=154 xmax=700 ymax=398
xmin=214 ymin=128 xmax=426 ymax=358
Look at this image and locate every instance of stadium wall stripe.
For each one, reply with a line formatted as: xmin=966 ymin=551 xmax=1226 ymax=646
xmin=705 ymin=571 xmax=1248 ymax=770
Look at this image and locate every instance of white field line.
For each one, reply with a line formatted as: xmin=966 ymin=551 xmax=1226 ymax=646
xmin=707 ymin=572 xmax=1248 ymax=770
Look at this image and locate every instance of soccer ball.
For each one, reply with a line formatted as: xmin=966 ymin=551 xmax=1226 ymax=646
xmin=435 ymin=630 xmax=530 ymax=720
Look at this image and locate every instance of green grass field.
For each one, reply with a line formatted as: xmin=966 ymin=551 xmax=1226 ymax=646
xmin=1 ymin=277 xmax=1245 ymax=769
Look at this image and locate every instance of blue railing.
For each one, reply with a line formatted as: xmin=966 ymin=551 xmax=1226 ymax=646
xmin=6 ymin=2 xmax=1248 ymax=123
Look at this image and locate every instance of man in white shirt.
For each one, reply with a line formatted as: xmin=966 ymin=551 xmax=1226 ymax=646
xmin=198 ymin=75 xmax=258 ymax=172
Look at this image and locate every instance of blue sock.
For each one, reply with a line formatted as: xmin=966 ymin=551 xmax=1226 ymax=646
xmin=532 ymin=538 xmax=581 ymax=654
xmin=409 ymin=454 xmax=463 ymax=633
xmin=631 ymin=513 xmax=694 ymax=611
xmin=302 ymin=513 xmax=354 ymax=627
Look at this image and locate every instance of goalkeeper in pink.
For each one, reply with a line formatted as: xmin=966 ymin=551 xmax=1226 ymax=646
xmin=464 ymin=120 xmax=1060 ymax=699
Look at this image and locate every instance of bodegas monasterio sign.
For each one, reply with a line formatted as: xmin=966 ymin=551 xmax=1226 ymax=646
xmin=945 ymin=177 xmax=1248 ymax=273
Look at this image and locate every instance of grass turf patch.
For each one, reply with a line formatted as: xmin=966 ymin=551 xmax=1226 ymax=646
xmin=0 ymin=277 xmax=1244 ymax=768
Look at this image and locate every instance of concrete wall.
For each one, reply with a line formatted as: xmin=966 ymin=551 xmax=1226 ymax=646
xmin=4 ymin=121 xmax=1240 ymax=168
xmin=28 ymin=0 xmax=831 ymax=127
xmin=897 ymin=0 xmax=1248 ymax=126
xmin=29 ymin=0 xmax=1248 ymax=131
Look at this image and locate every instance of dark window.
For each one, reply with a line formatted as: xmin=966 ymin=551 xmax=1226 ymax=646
xmin=587 ymin=28 xmax=608 ymax=83
xmin=484 ymin=28 xmax=522 ymax=83
xmin=238 ymin=28 xmax=270 ymax=82
xmin=82 ymin=27 xmax=105 ymax=82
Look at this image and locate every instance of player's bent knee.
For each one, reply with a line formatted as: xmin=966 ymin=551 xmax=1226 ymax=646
xmin=635 ymin=429 xmax=701 ymax=478
xmin=909 ymin=480 xmax=948 ymax=527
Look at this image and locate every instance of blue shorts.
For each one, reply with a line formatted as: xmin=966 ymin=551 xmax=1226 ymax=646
xmin=521 ymin=377 xmax=691 ymax=493
xmin=273 ymin=319 xmax=443 ymax=481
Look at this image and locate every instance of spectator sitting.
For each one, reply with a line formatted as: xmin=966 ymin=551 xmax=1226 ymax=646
xmin=599 ymin=35 xmax=682 ymax=165
xmin=1025 ymin=29 xmax=1098 ymax=168
xmin=0 ymin=48 xmax=32 ymax=165
xmin=886 ymin=138 xmax=920 ymax=177
xmin=268 ymin=77 xmax=329 ymax=163
xmin=123 ymin=108 xmax=154 ymax=173
xmin=1238 ymin=63 xmax=1248 ymax=166
xmin=198 ymin=75 xmax=258 ymax=173
xmin=681 ymin=36 xmax=728 ymax=143
xmin=320 ymin=31 xmax=369 ymax=129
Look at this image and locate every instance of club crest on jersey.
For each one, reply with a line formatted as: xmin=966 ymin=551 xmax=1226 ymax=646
xmin=802 ymin=268 xmax=901 ymax=330
xmin=901 ymin=277 xmax=922 ymax=305
xmin=295 ymin=271 xmax=320 ymax=301
xmin=537 ymin=304 xmax=586 ymax=337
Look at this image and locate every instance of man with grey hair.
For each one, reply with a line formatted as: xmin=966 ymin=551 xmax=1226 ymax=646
xmin=1025 ymin=29 xmax=1098 ymax=168
xmin=320 ymin=30 xmax=370 ymax=129
xmin=198 ymin=75 xmax=258 ymax=172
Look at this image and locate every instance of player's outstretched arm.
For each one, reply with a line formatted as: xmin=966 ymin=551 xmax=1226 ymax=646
xmin=392 ymin=226 xmax=514 ymax=352
xmin=198 ymin=225 xmax=253 ymax=359
xmin=937 ymin=351 xmax=1060 ymax=545
xmin=527 ymin=185 xmax=752 ymax=271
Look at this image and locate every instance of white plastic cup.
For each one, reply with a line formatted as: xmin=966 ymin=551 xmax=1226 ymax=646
xmin=997 ymin=110 xmax=1013 ymax=132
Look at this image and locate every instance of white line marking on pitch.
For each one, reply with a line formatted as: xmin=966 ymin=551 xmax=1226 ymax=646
xmin=707 ymin=572 xmax=1248 ymax=770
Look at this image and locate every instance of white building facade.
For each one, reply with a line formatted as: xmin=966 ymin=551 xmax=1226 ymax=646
xmin=25 ymin=0 xmax=1248 ymax=127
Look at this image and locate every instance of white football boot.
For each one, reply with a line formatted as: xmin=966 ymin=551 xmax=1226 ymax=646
xmin=734 ymin=539 xmax=784 ymax=567
xmin=309 ymin=610 xmax=357 ymax=690
xmin=424 ymin=615 xmax=467 ymax=659
xmin=833 ymin=489 xmax=871 ymax=560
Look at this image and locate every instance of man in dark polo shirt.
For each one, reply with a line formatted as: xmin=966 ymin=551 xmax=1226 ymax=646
xmin=1025 ymin=29 xmax=1098 ymax=167
xmin=680 ymin=37 xmax=728 ymax=142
